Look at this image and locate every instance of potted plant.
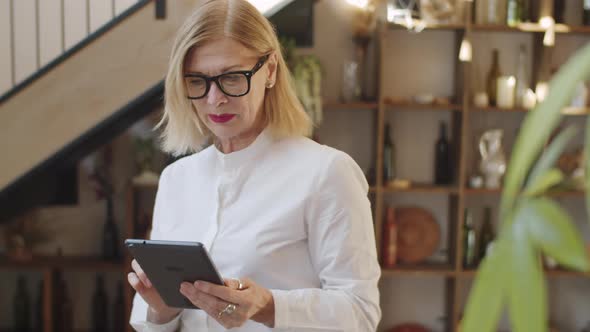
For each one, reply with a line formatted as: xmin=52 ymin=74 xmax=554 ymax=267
xmin=281 ymin=37 xmax=323 ymax=131
xmin=461 ymin=42 xmax=590 ymax=332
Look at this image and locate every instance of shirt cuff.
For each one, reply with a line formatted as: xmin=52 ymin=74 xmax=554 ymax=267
xmin=270 ymin=289 xmax=290 ymax=329
xmin=130 ymin=313 xmax=181 ymax=332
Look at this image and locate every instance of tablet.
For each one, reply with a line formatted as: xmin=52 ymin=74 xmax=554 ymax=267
xmin=125 ymin=239 xmax=224 ymax=309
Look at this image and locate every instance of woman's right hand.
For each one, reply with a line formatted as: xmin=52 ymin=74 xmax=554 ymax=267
xmin=128 ymin=259 xmax=182 ymax=324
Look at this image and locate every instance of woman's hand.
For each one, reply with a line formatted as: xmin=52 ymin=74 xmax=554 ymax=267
xmin=179 ymin=277 xmax=275 ymax=329
xmin=128 ymin=259 xmax=182 ymax=324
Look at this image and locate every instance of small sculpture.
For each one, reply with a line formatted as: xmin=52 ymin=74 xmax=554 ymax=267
xmin=479 ymin=129 xmax=507 ymax=189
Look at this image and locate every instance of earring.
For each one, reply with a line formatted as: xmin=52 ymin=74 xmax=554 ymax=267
xmin=266 ymin=81 xmax=274 ymax=88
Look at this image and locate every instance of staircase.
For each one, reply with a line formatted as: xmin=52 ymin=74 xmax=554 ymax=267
xmin=0 ymin=0 xmax=302 ymax=222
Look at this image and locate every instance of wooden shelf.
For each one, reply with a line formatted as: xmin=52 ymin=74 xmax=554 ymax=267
xmin=387 ymin=22 xmax=590 ymax=34
xmin=471 ymin=106 xmax=590 ymax=116
xmin=385 ymin=100 xmax=463 ymax=112
xmin=464 ymin=187 xmax=502 ymax=195
xmin=382 ymin=264 xmax=455 ymax=277
xmin=464 ymin=187 xmax=585 ymax=197
xmin=0 ymin=256 xmax=126 ymax=270
xmin=471 ymin=105 xmax=529 ymax=113
xmin=388 ymin=22 xmax=465 ymax=31
xmin=472 ymin=23 xmax=590 ymax=35
xmin=457 ymin=268 xmax=590 ymax=279
xmin=383 ymin=183 xmax=459 ymax=194
xmin=323 ymin=101 xmax=378 ymax=111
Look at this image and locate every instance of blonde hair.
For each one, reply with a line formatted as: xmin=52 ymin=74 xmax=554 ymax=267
xmin=157 ymin=0 xmax=312 ymax=156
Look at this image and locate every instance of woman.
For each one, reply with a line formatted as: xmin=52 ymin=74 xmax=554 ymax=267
xmin=128 ymin=0 xmax=381 ymax=331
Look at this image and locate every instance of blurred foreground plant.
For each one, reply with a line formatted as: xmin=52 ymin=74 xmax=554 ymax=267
xmin=462 ymin=43 xmax=590 ymax=332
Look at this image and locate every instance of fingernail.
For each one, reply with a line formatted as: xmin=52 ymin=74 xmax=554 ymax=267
xmin=193 ymin=281 xmax=200 ymax=288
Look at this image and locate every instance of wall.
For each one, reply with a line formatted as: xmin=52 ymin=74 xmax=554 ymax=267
xmin=1 ymin=0 xmax=590 ymax=330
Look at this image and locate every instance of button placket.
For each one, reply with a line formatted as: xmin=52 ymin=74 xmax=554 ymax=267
xmin=205 ymin=179 xmax=222 ymax=252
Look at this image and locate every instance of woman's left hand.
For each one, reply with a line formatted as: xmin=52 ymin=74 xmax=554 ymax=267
xmin=179 ymin=277 xmax=275 ymax=329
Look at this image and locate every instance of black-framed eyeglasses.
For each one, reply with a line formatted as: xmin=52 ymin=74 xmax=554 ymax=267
xmin=184 ymin=54 xmax=270 ymax=99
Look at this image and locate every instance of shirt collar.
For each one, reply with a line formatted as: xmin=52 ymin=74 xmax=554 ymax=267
xmin=214 ymin=127 xmax=274 ymax=172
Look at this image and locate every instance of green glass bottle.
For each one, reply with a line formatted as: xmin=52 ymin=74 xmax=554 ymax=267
xmin=486 ymin=49 xmax=502 ymax=106
xmin=478 ymin=207 xmax=496 ymax=262
xmin=383 ymin=123 xmax=396 ymax=184
xmin=462 ymin=209 xmax=477 ymax=268
xmin=507 ymin=0 xmax=523 ymax=26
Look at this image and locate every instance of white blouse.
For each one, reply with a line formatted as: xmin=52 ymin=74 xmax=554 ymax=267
xmin=129 ymin=128 xmax=381 ymax=331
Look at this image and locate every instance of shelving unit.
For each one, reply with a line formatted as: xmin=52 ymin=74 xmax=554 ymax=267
xmin=0 ymin=188 xmax=139 ymax=332
xmin=384 ymin=101 xmax=464 ymax=112
xmin=382 ymin=184 xmax=460 ymax=195
xmin=323 ymin=101 xmax=378 ymax=111
xmin=382 ymin=264 xmax=456 ymax=277
xmin=372 ymin=3 xmax=590 ymax=331
xmin=389 ymin=22 xmax=590 ymax=35
xmin=471 ymin=105 xmax=590 ymax=115
xmin=0 ymin=256 xmax=125 ymax=270
xmin=0 ymin=258 xmax=129 ymax=332
xmin=464 ymin=187 xmax=586 ymax=197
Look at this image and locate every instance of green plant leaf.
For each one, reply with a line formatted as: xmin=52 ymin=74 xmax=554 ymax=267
xmin=501 ymin=43 xmax=590 ymax=226
xmin=585 ymin=116 xmax=590 ymax=226
xmin=523 ymin=198 xmax=590 ymax=271
xmin=526 ymin=126 xmax=577 ymax=188
xmin=462 ymin=238 xmax=509 ymax=332
xmin=524 ymin=169 xmax=564 ymax=197
xmin=508 ymin=219 xmax=547 ymax=332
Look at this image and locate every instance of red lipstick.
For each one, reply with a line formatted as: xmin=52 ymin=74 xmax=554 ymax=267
xmin=208 ymin=114 xmax=235 ymax=123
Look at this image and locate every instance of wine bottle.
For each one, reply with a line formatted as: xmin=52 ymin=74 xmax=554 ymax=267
xmin=14 ymin=275 xmax=31 ymax=332
xmin=515 ymin=44 xmax=529 ymax=108
xmin=92 ymin=275 xmax=108 ymax=332
xmin=113 ymin=281 xmax=126 ymax=332
xmin=383 ymin=123 xmax=396 ymax=184
xmin=484 ymin=0 xmax=508 ymax=24
xmin=36 ymin=281 xmax=43 ymax=332
xmin=507 ymin=0 xmax=522 ymax=26
xmin=553 ymin=0 xmax=565 ymax=24
xmin=435 ymin=122 xmax=453 ymax=185
xmin=382 ymin=206 xmax=397 ymax=268
xmin=584 ymin=0 xmax=590 ymax=25
xmin=478 ymin=207 xmax=496 ymax=262
xmin=521 ymin=0 xmax=531 ymax=22
xmin=103 ymin=196 xmax=120 ymax=260
xmin=52 ymin=272 xmax=62 ymax=332
xmin=475 ymin=0 xmax=488 ymax=24
xmin=462 ymin=209 xmax=476 ymax=268
xmin=487 ymin=49 xmax=502 ymax=106
xmin=61 ymin=279 xmax=73 ymax=332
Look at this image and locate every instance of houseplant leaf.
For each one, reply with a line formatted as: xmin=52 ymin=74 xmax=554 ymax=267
xmin=526 ymin=126 xmax=577 ymax=188
xmin=501 ymin=43 xmax=590 ymax=226
xmin=525 ymin=198 xmax=590 ymax=271
xmin=524 ymin=168 xmax=564 ymax=197
xmin=507 ymin=218 xmax=546 ymax=332
xmin=585 ymin=116 xmax=590 ymax=226
xmin=461 ymin=237 xmax=509 ymax=332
